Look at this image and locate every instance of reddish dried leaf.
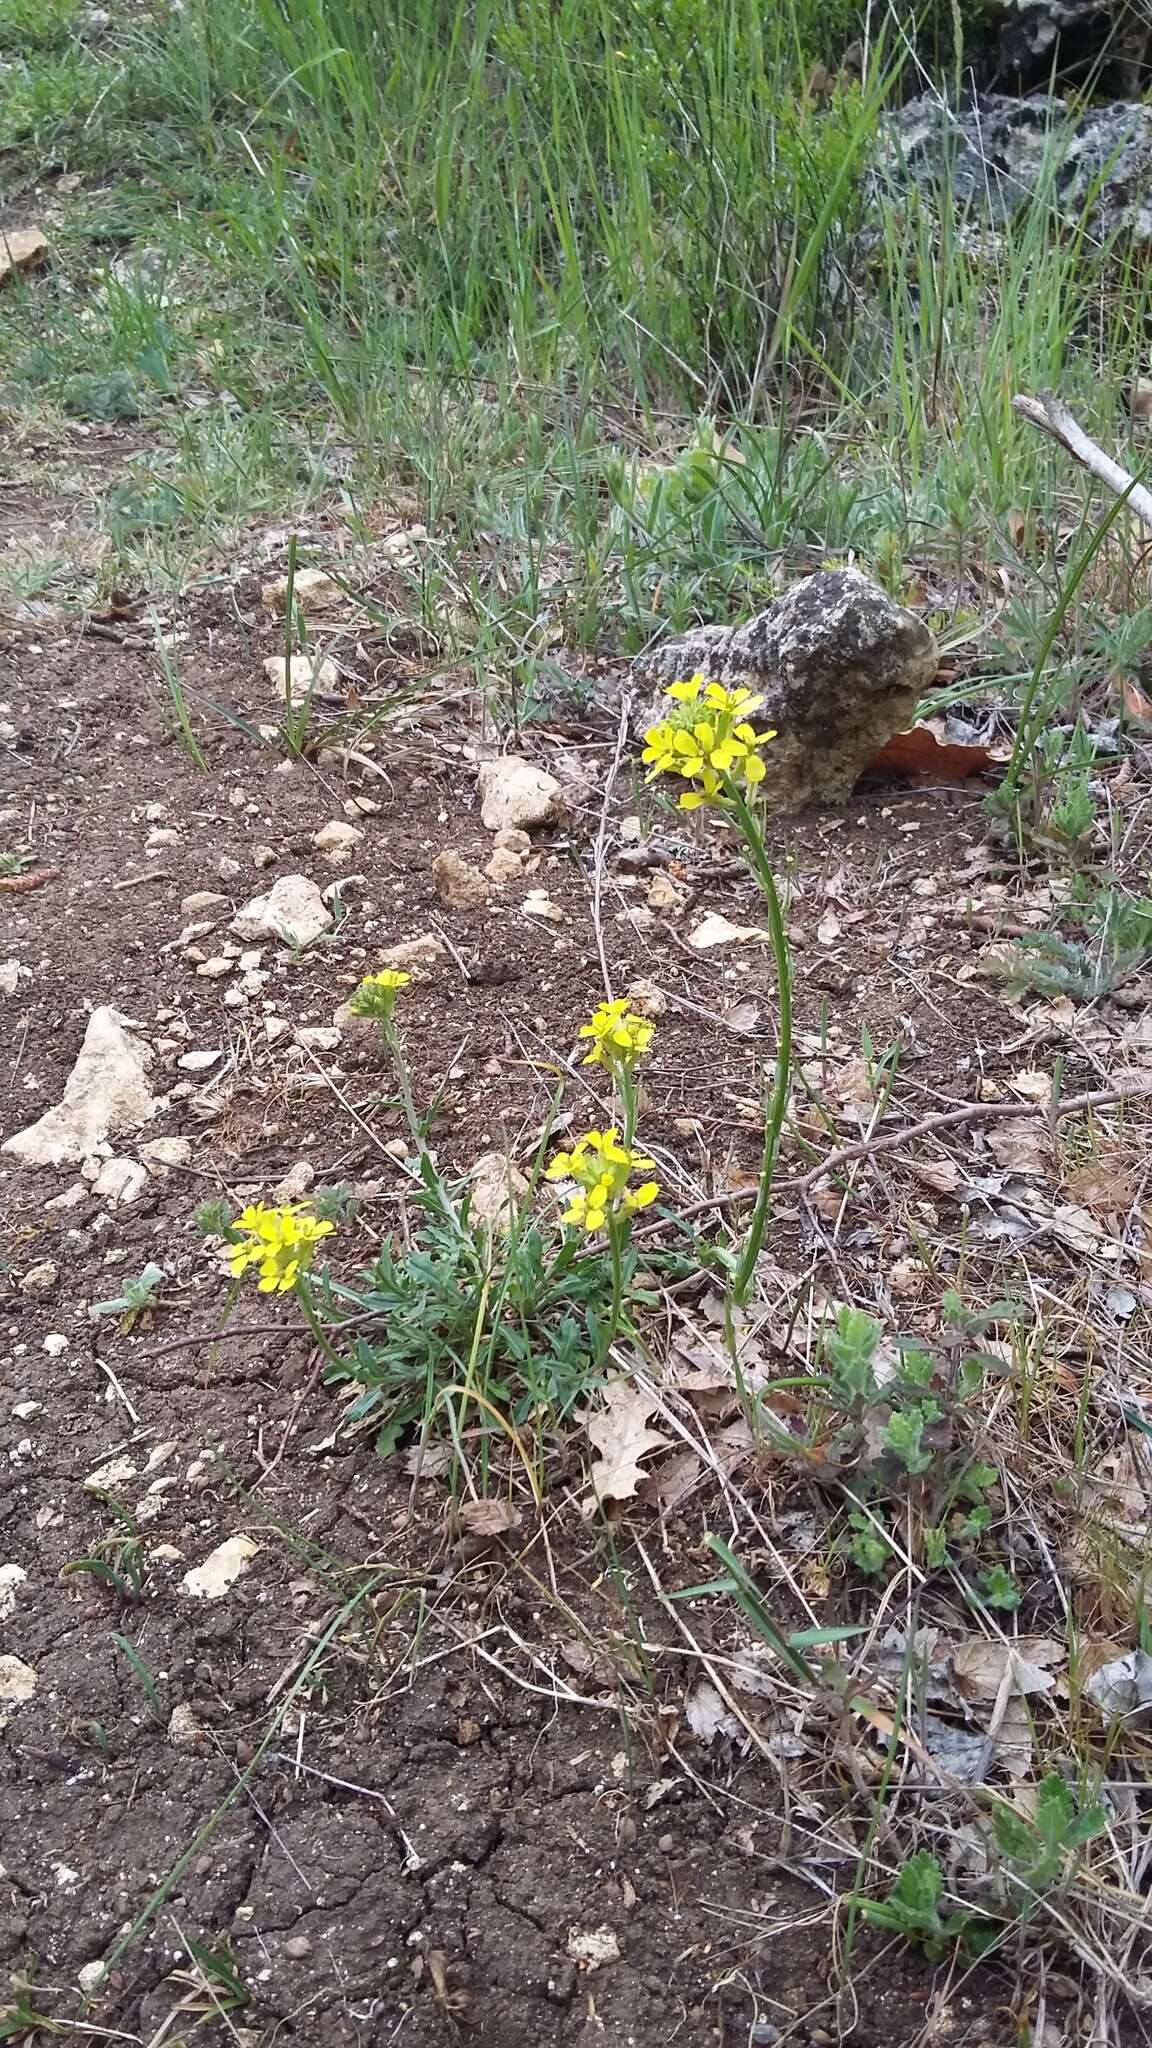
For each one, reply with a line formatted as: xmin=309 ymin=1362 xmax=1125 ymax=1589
xmin=864 ymin=720 xmax=996 ymax=784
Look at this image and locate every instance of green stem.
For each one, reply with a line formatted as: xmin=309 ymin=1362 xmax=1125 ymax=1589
xmin=295 ymin=1275 xmax=345 ymax=1371
xmin=602 ymin=1215 xmax=626 ymax=1367
xmin=725 ymin=779 xmax=793 ymax=1304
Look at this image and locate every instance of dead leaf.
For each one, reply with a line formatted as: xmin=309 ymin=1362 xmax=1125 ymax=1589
xmin=907 ymin=1158 xmax=964 ymax=1196
xmin=722 ymin=1000 xmax=761 ymax=1036
xmin=1082 ymin=1646 xmax=1152 ymax=1722
xmin=585 ymin=1382 xmax=669 ymax=1506
xmin=986 ymin=1118 xmax=1051 ymax=1176
xmin=456 ymin=1499 xmax=519 ymax=1539
xmin=684 ymin=1680 xmax=741 ymax=1744
xmin=952 ymin=1636 xmax=1064 ymax=1702
xmin=864 ymin=719 xmax=998 ymax=783
xmin=1009 ymin=1068 xmax=1052 ymax=1103
xmin=687 ymin=912 xmax=767 ymax=951
xmin=816 ymin=909 xmax=841 ymax=946
xmin=1130 ymin=376 xmax=1152 ymax=425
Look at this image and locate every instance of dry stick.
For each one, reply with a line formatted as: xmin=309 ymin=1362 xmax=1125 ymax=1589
xmin=1012 ymin=391 xmax=1152 ymax=533
xmin=637 ymin=1078 xmax=1152 ymax=1238
xmin=591 ymin=688 xmax=634 ymax=1001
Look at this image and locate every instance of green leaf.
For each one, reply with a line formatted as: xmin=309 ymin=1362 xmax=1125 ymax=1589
xmin=893 ymin=1849 xmax=943 ymax=1914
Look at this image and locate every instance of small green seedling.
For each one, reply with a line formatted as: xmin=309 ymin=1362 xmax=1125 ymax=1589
xmin=89 ymin=1261 xmax=166 ymax=1332
xmin=0 ymin=850 xmax=32 ymax=877
xmin=992 ymin=1773 xmax=1108 ymax=1901
xmin=62 ymin=1496 xmax=145 ymax=1603
xmin=858 ymin=1850 xmax=996 ymax=1960
xmin=975 ymin=1563 xmax=1021 ymax=1611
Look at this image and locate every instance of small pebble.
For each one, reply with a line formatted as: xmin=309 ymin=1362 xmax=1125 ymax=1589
xmin=284 ymin=1935 xmax=312 ymax=1959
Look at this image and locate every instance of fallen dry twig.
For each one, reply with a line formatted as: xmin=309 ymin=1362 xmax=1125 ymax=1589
xmin=1013 ymin=391 xmax=1152 ymax=533
xmin=639 ymin=1077 xmax=1152 ymax=1236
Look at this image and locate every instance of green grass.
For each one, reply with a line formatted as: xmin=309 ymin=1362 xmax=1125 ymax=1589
xmin=2 ymin=0 xmax=1151 ymax=702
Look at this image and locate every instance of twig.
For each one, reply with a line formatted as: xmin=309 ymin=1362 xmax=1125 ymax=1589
xmin=1013 ymin=391 xmax=1152 ymax=533
xmin=637 ymin=1077 xmax=1152 ymax=1237
xmin=591 ymin=688 xmax=634 ymax=1000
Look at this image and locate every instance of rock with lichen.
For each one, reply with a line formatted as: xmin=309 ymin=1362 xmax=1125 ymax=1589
xmin=631 ymin=568 xmax=937 ymax=812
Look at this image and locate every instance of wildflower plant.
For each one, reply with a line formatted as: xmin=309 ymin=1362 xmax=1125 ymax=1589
xmin=642 ymin=672 xmax=791 ymax=1303
xmin=203 ymin=1199 xmax=341 ymax=1367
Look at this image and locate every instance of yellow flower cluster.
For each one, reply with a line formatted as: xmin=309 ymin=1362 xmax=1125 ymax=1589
xmin=642 ymin=674 xmax=776 ymax=809
xmin=228 ymin=1203 xmax=335 ymax=1294
xmin=545 ymin=1129 xmax=660 ymax=1234
xmin=348 ymin=968 xmax=411 ymax=1020
xmin=578 ymin=998 xmax=654 ymax=1070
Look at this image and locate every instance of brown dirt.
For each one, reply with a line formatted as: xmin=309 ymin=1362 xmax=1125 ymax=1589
xmin=1 ymin=503 xmax=1148 ymax=2045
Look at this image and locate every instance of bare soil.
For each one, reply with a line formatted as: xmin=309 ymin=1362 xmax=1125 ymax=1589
xmin=2 ymin=456 xmax=1149 ymax=2046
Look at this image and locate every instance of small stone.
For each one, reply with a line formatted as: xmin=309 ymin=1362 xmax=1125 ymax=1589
xmin=195 ymin=957 xmax=235 ymax=980
xmin=657 ymin=1834 xmax=675 ymax=1855
xmin=0 ymin=960 xmax=22 ymax=998
xmin=0 ymin=228 xmax=49 ymax=282
xmin=263 ymin=1017 xmax=291 ymax=1045
xmin=468 ymin=1151 xmax=529 ymax=1233
xmin=91 ymin=1157 xmax=147 ymax=1207
xmin=145 ymin=827 xmax=180 ymax=851
xmin=484 ymin=845 xmax=525 ymax=884
xmin=295 ymin=1025 xmax=340 ymax=1052
xmin=167 ymin=1702 xmax=207 ymax=1750
xmin=218 ymin=855 xmax=241 ymax=881
xmin=263 ymin=653 xmax=339 ymax=704
xmin=313 ymin=819 xmax=363 ymax=865
xmin=181 ymin=1534 xmax=261 ymax=1600
xmin=231 ymin=875 xmax=332 ymax=950
xmin=253 ymin=844 xmax=277 ymax=869
xmin=262 ymin=566 xmax=341 ymax=615
xmin=382 ymin=1137 xmax=409 ymax=1160
xmin=688 ymin=912 xmax=768 ymax=951
xmin=521 ymin=889 xmax=564 ymax=923
xmin=45 ymin=1181 xmax=88 ymax=1212
xmin=84 ymin=1455 xmax=138 ymax=1492
xmin=181 ymin=891 xmax=228 ymax=915
xmin=626 ymin=978 xmax=668 ymax=1018
xmin=284 ymin=1935 xmax=313 ymax=1960
xmin=476 ymin=756 xmax=562 ymax=833
xmin=19 ymin=1260 xmax=57 ymax=1295
xmin=139 ymin=1135 xmax=192 ymax=1172
xmin=377 ymin=933 xmax=447 ymax=978
xmin=646 ymin=871 xmax=688 ymax=912
xmin=178 ymin=1049 xmax=222 ymax=1072
xmin=432 ymin=849 xmax=491 ymax=911
xmin=493 ymin=826 xmax=531 ymax=855
xmin=0 ymin=1565 xmax=28 ymax=1620
xmin=273 ymin=1161 xmax=315 ymax=1202
xmin=2 ymin=1007 xmax=156 ymax=1170
xmin=77 ymin=1962 xmax=106 ymax=1998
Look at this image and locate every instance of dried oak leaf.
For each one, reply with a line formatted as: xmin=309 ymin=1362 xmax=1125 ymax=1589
xmin=456 ymin=1498 xmax=519 ymax=1539
xmin=585 ymin=1381 xmax=669 ymax=1507
xmin=864 ymin=720 xmax=997 ymax=783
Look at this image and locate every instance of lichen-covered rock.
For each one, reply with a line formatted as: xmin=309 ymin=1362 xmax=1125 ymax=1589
xmin=998 ymin=0 xmax=1149 ymax=97
xmin=632 ymin=569 xmax=936 ymax=811
xmin=885 ymin=93 xmax=1152 ymax=243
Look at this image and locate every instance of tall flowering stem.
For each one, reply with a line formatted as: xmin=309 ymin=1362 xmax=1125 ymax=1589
xmin=643 ymin=673 xmax=792 ymax=1305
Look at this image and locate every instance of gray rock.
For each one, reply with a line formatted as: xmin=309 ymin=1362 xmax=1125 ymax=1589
xmin=997 ymin=0 xmax=1149 ymax=97
xmin=632 ymin=569 xmax=936 ymax=811
xmin=885 ymin=93 xmax=1152 ymax=242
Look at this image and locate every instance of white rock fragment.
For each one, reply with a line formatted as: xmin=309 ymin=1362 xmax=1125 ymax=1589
xmin=313 ymin=819 xmax=363 ymax=865
xmin=467 ymin=1152 xmax=529 ymax=1234
xmin=688 ymin=913 xmax=769 ymax=951
xmin=263 ymin=1017 xmax=291 ymax=1045
xmin=78 ymin=1962 xmax=107 ymax=1998
xmin=0 ymin=960 xmax=24 ymax=997
xmin=376 ymin=933 xmax=446 ymax=978
xmin=521 ymin=889 xmax=564 ymax=924
xmin=84 ymin=1456 xmax=139 ymax=1493
xmin=263 ymin=653 xmax=339 ymax=706
xmin=0 ymin=1654 xmax=37 ymax=1731
xmin=432 ymin=849 xmax=490 ymax=910
xmin=262 ymin=566 xmax=341 ymax=615
xmin=42 ymin=1333 xmax=69 ymax=1357
xmin=476 ymin=756 xmax=562 ymax=833
xmin=167 ymin=1702 xmax=207 ymax=1750
xmin=178 ymin=1049 xmax=222 ymax=1072
xmin=139 ymin=1135 xmax=192 ymax=1173
xmin=19 ymin=1260 xmax=57 ymax=1295
xmin=181 ymin=891 xmax=229 ymax=916
xmin=91 ymin=1156 xmax=148 ymax=1207
xmin=2 ymin=1007 xmax=155 ymax=1168
xmin=145 ymin=827 xmax=180 ymax=851
xmin=566 ymin=1925 xmax=620 ymax=1970
xmin=195 ymin=958 xmax=235 ymax=980
xmin=484 ymin=845 xmax=526 ymax=884
xmin=0 ymin=1565 xmax=28 ymax=1620
xmin=181 ymin=1534 xmax=261 ymax=1600
xmin=273 ymin=1161 xmax=315 ymax=1202
xmin=295 ymin=1026 xmax=340 ymax=1053
xmin=231 ymin=875 xmax=332 ymax=950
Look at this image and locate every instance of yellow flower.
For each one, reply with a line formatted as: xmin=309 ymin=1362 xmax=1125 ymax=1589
xmin=578 ymin=998 xmax=654 ymax=1070
xmin=348 ymin=968 xmax=411 ymax=1021
xmin=644 ymin=674 xmax=776 ymax=810
xmin=546 ymin=1128 xmax=660 ymax=1235
xmin=228 ymin=1202 xmax=335 ymax=1293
